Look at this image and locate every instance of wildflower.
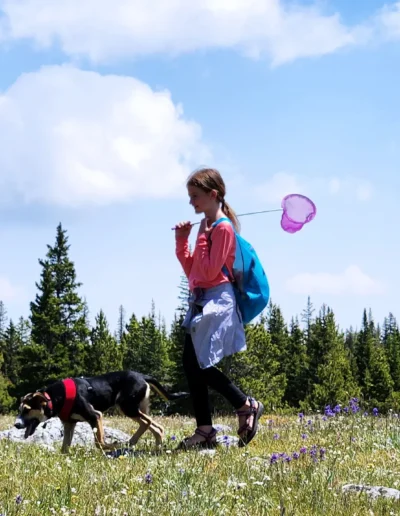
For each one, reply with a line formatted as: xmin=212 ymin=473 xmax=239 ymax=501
xmin=15 ymin=495 xmax=23 ymax=505
xmin=284 ymin=455 xmax=292 ymax=463
xmin=307 ymin=420 xmax=312 ymax=425
xmin=298 ymin=413 xmax=304 ymax=420
xmin=170 ymin=435 xmax=176 ymax=441
xmin=373 ymin=408 xmax=379 ymax=417
xmin=301 ymin=433 xmax=308 ymax=439
xmin=300 ymin=447 xmax=307 ymax=454
xmin=322 ymin=416 xmax=327 ymax=421
xmin=144 ymin=472 xmax=153 ymax=484
xmin=363 ymin=411 xmax=369 ymax=417
xmin=292 ymin=452 xmax=300 ymax=460
xmin=270 ymin=453 xmax=279 ymax=464
xmin=319 ymin=447 xmax=326 ymax=458
xmin=273 ymin=434 xmax=280 ymax=440
xmin=343 ymin=407 xmax=349 ymax=413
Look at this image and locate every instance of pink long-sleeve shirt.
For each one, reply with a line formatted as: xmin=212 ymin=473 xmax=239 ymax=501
xmin=175 ymin=220 xmax=236 ymax=291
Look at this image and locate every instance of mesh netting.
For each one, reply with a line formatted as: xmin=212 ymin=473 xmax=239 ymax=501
xmin=281 ymin=194 xmax=317 ymax=233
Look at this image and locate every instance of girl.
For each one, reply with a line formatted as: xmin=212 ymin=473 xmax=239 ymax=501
xmin=174 ymin=167 xmax=264 ymax=449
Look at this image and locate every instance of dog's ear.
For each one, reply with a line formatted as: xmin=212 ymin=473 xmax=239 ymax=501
xmin=21 ymin=393 xmax=32 ymax=403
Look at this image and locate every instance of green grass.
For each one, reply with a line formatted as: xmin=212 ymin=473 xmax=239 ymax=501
xmin=1 ymin=411 xmax=400 ymax=515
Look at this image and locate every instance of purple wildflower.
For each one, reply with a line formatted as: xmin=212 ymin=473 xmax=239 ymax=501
xmin=363 ymin=411 xmax=368 ymax=417
xmin=15 ymin=495 xmax=22 ymax=505
xmin=144 ymin=472 xmax=153 ymax=484
xmin=301 ymin=433 xmax=308 ymax=440
xmin=298 ymin=412 xmax=304 ymax=419
xmin=273 ymin=434 xmax=280 ymax=440
xmin=284 ymin=455 xmax=292 ymax=463
xmin=373 ymin=407 xmax=379 ymax=416
xmin=319 ymin=447 xmax=326 ymax=458
xmin=307 ymin=420 xmax=312 ymax=425
xmin=292 ymin=452 xmax=300 ymax=460
xmin=170 ymin=435 xmax=176 ymax=441
xmin=270 ymin=453 xmax=279 ymax=464
xmin=322 ymin=416 xmax=327 ymax=421
xmin=343 ymin=407 xmax=349 ymax=414
xmin=300 ymin=447 xmax=307 ymax=454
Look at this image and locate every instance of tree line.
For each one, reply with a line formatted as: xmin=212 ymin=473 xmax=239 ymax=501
xmin=0 ymin=223 xmax=399 ymax=416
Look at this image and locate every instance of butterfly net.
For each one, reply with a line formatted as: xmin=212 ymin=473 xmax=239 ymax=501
xmin=281 ymin=194 xmax=316 ymax=234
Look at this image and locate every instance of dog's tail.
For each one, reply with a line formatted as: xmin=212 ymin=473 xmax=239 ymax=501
xmin=143 ymin=376 xmax=189 ymax=402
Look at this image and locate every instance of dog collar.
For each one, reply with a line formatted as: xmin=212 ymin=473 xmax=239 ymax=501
xmin=43 ymin=392 xmax=53 ymax=415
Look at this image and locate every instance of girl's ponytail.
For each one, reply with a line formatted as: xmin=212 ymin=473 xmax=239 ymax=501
xmin=222 ymin=199 xmax=240 ymax=234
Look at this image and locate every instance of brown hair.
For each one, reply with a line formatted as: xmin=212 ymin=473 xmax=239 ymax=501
xmin=186 ymin=167 xmax=240 ymax=233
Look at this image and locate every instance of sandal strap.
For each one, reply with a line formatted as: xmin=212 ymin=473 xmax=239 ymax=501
xmin=235 ymin=398 xmax=257 ymax=417
xmin=194 ymin=427 xmax=217 ymax=441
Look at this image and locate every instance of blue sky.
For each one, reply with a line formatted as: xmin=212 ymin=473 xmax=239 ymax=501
xmin=0 ymin=0 xmax=399 ymax=334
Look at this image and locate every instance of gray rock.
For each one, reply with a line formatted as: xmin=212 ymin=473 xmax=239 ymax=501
xmin=0 ymin=417 xmax=131 ymax=451
xmin=342 ymin=484 xmax=400 ymax=500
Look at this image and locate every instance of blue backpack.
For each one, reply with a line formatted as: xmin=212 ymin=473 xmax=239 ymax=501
xmin=210 ymin=217 xmax=270 ymax=325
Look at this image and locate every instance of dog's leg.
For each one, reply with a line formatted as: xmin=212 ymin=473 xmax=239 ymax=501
xmin=129 ymin=417 xmax=150 ymax=446
xmin=137 ymin=410 xmax=164 ymax=447
xmin=61 ymin=421 xmax=76 ymax=454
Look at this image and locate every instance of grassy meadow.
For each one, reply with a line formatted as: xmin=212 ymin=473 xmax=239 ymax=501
xmin=1 ymin=403 xmax=400 ymax=515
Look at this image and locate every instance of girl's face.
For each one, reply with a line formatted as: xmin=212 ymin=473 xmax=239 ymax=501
xmin=188 ymin=185 xmax=217 ymax=214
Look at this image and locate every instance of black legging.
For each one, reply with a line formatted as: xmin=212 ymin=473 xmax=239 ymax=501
xmin=183 ymin=333 xmax=248 ymax=426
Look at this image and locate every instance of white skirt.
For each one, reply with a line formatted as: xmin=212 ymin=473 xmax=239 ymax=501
xmin=182 ymin=282 xmax=247 ymax=369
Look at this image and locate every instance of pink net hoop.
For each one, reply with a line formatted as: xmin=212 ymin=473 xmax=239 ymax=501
xmin=281 ymin=194 xmax=316 ymax=234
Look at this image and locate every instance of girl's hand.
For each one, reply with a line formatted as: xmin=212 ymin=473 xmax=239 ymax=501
xmin=174 ymin=221 xmax=192 ymax=238
xmin=199 ymin=217 xmax=212 ymax=235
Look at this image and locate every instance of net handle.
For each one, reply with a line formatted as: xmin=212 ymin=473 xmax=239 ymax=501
xmin=171 ymin=208 xmax=283 ymax=230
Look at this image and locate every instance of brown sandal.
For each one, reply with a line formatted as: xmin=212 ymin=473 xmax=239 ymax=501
xmin=236 ymin=398 xmax=264 ymax=447
xmin=176 ymin=427 xmax=218 ymax=451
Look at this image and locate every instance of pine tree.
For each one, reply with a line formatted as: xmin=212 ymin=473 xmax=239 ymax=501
xmin=230 ymin=319 xmax=286 ymax=411
xmin=284 ymin=317 xmax=309 ymax=406
xmin=267 ymin=302 xmax=290 ymax=388
xmin=301 ymin=296 xmax=315 ymax=344
xmin=305 ymin=306 xmax=358 ymax=408
xmin=85 ymin=310 xmax=123 ymax=375
xmin=2 ymin=320 xmax=22 ymax=387
xmin=28 ymin=223 xmax=90 ymax=384
xmin=122 ymin=313 xmax=142 ymax=370
xmin=0 ymin=301 xmax=7 ymax=340
xmin=116 ymin=305 xmax=126 ymax=344
xmin=177 ymin=275 xmax=190 ymax=316
xmin=382 ymin=313 xmax=400 ymax=391
xmin=356 ymin=309 xmax=378 ymax=388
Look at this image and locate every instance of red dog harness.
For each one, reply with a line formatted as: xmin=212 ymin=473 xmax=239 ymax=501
xmin=44 ymin=378 xmax=77 ymax=421
xmin=59 ymin=378 xmax=77 ymax=421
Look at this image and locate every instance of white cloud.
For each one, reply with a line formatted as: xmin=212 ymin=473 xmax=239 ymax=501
xmin=286 ymin=265 xmax=384 ymax=296
xmin=255 ymin=172 xmax=304 ymax=204
xmin=0 ymin=0 xmax=370 ymax=66
xmin=328 ymin=178 xmax=341 ymax=195
xmin=356 ymin=181 xmax=373 ymax=201
xmin=376 ymin=1 xmax=400 ymax=40
xmin=0 ymin=276 xmax=24 ymax=301
xmin=0 ymin=65 xmax=211 ymax=206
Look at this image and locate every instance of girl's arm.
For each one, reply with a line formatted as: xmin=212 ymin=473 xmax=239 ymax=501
xmin=196 ymin=222 xmax=235 ymax=281
xmin=175 ymin=236 xmax=194 ymax=278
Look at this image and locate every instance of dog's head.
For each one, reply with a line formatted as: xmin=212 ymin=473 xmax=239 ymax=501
xmin=14 ymin=392 xmax=51 ymax=438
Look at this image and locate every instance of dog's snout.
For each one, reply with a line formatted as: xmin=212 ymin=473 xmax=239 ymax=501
xmin=14 ymin=418 xmax=25 ymax=429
